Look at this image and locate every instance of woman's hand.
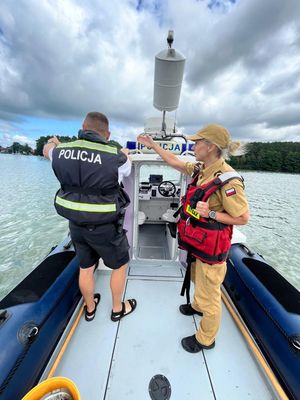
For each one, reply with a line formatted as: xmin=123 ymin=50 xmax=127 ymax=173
xmin=137 ymin=133 xmax=187 ymax=174
xmin=196 ymin=201 xmax=210 ymax=218
xmin=137 ymin=134 xmax=155 ymax=149
xmin=195 ymin=202 xmax=249 ymax=225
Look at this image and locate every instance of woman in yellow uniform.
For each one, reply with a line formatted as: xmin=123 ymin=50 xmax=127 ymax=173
xmin=138 ymin=124 xmax=249 ymax=353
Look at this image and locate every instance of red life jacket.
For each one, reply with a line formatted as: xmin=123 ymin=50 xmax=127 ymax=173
xmin=177 ymin=171 xmax=243 ymax=264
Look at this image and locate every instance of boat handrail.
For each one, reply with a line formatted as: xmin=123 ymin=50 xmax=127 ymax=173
xmin=148 ymin=133 xmax=187 ymax=142
xmin=128 ymin=149 xmax=143 ymax=155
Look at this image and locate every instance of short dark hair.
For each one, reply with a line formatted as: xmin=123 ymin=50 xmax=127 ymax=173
xmin=84 ymin=112 xmax=109 ymax=133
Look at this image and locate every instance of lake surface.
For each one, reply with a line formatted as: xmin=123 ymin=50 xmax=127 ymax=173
xmin=0 ymin=154 xmax=299 ymax=300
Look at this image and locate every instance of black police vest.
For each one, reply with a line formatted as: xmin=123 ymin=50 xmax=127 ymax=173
xmin=51 ymin=130 xmax=128 ymax=226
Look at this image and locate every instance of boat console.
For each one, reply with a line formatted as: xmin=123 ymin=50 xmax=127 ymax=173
xmin=135 ymin=167 xmax=183 ymax=260
xmin=123 ymin=149 xmax=193 ymax=262
xmin=139 ymin=174 xmax=180 ymax=200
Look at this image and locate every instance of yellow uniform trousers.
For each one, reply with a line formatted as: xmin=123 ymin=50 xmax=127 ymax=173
xmin=191 ymin=259 xmax=227 ymax=346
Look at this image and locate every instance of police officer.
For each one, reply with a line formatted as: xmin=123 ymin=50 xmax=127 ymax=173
xmin=44 ymin=112 xmax=136 ymax=322
xmin=138 ymin=124 xmax=249 ymax=352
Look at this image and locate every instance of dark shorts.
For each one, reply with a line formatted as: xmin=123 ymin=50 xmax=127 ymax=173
xmin=69 ymin=222 xmax=130 ymax=269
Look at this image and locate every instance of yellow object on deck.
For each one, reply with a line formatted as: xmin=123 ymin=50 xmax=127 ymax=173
xmin=22 ymin=376 xmax=80 ymax=400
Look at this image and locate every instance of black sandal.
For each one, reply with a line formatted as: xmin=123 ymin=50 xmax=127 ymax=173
xmin=85 ymin=293 xmax=101 ymax=322
xmin=111 ymin=299 xmax=137 ymax=322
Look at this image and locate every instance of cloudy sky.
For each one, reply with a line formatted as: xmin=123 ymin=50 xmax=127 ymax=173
xmin=0 ymin=0 xmax=300 ymax=148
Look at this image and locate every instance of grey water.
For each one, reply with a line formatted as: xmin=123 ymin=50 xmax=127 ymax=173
xmin=0 ymin=154 xmax=299 ymax=301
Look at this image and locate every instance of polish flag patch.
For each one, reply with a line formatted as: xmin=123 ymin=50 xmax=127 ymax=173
xmin=225 ymin=188 xmax=236 ymax=197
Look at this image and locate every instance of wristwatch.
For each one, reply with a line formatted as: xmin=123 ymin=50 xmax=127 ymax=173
xmin=208 ymin=210 xmax=217 ymax=220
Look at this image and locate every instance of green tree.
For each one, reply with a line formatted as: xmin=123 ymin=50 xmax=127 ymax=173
xmin=23 ymin=144 xmax=32 ymax=154
xmin=283 ymin=152 xmax=300 ymax=173
xmin=8 ymin=142 xmax=33 ymax=155
xmin=11 ymin=142 xmax=21 ymax=153
xmin=35 ymin=136 xmax=49 ymax=156
xmin=263 ymin=150 xmax=282 ymax=171
xmin=35 ymin=135 xmax=77 ymax=156
xmin=232 ymin=142 xmax=300 ymax=173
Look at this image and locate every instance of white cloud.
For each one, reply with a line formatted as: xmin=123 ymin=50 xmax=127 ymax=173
xmin=0 ymin=122 xmax=36 ymax=148
xmin=0 ymin=132 xmax=12 ymax=147
xmin=0 ymin=132 xmax=35 ymax=148
xmin=0 ymin=0 xmax=300 ymax=142
xmin=12 ymin=135 xmax=35 ymax=147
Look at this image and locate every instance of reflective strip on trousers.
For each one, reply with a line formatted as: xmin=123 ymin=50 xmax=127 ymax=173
xmin=55 ymin=196 xmax=116 ymax=212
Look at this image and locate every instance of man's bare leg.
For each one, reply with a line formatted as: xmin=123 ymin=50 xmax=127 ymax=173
xmin=110 ymin=263 xmax=131 ymax=313
xmin=79 ymin=265 xmax=95 ymax=312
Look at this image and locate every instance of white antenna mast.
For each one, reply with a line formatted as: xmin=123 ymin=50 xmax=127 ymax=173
xmin=153 ymin=30 xmax=186 ymax=139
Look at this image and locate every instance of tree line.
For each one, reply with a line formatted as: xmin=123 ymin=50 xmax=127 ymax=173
xmin=3 ymin=142 xmax=34 ymax=154
xmin=230 ymin=142 xmax=300 ymax=173
xmin=34 ymin=136 xmax=122 ymax=155
xmin=35 ymin=135 xmax=77 ymax=156
xmin=4 ymin=136 xmax=300 ymax=173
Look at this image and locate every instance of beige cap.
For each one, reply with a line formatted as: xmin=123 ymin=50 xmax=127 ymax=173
xmin=187 ymin=124 xmax=231 ymax=149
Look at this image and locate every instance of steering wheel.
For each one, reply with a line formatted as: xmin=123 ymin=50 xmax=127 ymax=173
xmin=158 ymin=181 xmax=176 ymax=197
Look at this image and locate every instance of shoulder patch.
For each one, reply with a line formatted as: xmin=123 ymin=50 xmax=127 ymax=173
xmin=225 ymin=187 xmax=236 ymax=197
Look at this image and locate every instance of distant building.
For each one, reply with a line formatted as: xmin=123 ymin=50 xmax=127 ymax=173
xmin=0 ymin=146 xmax=8 ymax=153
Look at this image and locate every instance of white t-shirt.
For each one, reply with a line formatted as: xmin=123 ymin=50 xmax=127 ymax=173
xmin=118 ymin=157 xmax=131 ymax=182
xmin=48 ymin=147 xmax=131 ymax=183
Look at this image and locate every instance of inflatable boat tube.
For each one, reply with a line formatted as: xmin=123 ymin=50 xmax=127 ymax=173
xmin=0 ymin=244 xmax=81 ymax=400
xmin=224 ymin=243 xmax=300 ymax=400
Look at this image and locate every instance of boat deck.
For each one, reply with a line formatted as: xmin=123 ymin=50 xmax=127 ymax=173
xmin=45 ymin=261 xmax=277 ymax=400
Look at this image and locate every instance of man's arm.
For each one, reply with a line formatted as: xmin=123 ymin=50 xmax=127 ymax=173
xmin=137 ymin=134 xmax=188 ymax=174
xmin=118 ymin=148 xmax=132 ymax=182
xmin=120 ymin=148 xmax=129 ymax=156
xmin=43 ymin=136 xmax=60 ymax=159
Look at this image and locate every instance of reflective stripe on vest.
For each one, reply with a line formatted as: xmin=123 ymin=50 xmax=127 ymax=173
xmin=55 ymin=196 xmax=116 ymax=213
xmin=56 ymin=140 xmax=118 ymax=154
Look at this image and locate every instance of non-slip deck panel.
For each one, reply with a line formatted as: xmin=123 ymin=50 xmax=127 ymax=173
xmin=138 ymin=224 xmax=171 ymax=260
xmin=129 ymin=260 xmax=183 ymax=278
xmin=195 ymin=299 xmax=276 ymax=400
xmin=54 ymin=274 xmax=119 ymax=399
xmin=54 ymin=268 xmax=275 ymax=400
xmin=138 ymin=246 xmax=166 ymax=259
xmin=105 ymin=279 xmax=214 ymax=400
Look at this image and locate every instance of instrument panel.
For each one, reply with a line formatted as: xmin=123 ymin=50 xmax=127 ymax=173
xmin=139 ymin=182 xmax=181 ymax=200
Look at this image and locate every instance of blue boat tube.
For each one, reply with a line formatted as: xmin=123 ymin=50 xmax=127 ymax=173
xmin=0 ymin=243 xmax=81 ymax=400
xmin=224 ymin=243 xmax=300 ymax=400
